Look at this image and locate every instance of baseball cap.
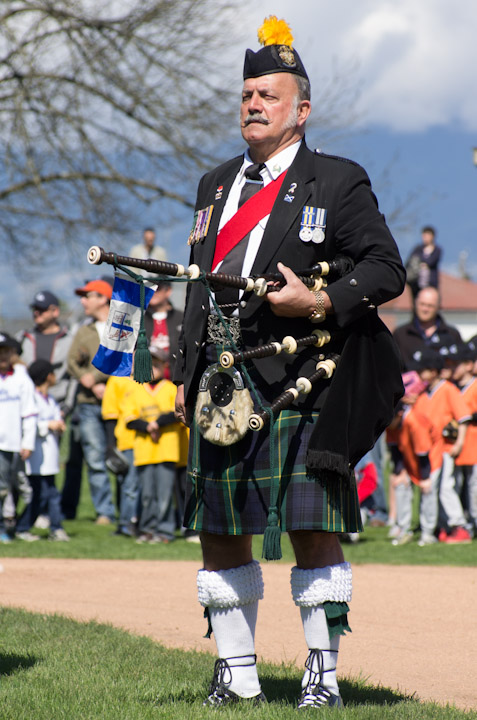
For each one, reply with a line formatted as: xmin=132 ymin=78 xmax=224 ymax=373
xmin=409 ymin=348 xmax=444 ymax=372
xmin=30 ymin=290 xmax=59 ymax=310
xmin=454 ymin=343 xmax=477 ymax=363
xmin=75 ymin=280 xmax=113 ymax=299
xmin=28 ymin=359 xmax=56 ymax=386
xmin=0 ymin=332 xmax=21 ymax=352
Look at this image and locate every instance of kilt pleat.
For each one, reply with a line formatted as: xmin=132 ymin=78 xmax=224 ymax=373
xmin=184 ymin=405 xmax=362 ymax=536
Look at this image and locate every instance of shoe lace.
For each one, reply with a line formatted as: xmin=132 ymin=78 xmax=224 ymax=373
xmin=299 ymin=649 xmax=336 ymax=707
xmin=207 ymin=654 xmax=257 ymax=700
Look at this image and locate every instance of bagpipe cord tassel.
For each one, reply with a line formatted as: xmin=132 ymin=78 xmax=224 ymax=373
xmin=134 ymin=280 xmax=153 ymax=383
xmin=111 ymin=255 xmax=153 ymax=384
xmin=262 ymin=408 xmax=282 ymax=561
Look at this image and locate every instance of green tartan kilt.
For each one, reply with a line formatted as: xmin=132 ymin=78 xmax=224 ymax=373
xmin=184 ymin=406 xmax=363 ymax=536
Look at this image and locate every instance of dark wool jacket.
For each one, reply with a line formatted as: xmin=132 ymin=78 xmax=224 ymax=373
xmin=174 ymin=140 xmax=406 ymax=480
xmin=393 ymin=315 xmax=462 ymax=371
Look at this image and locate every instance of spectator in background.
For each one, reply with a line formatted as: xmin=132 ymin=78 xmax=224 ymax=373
xmin=102 ymin=374 xmax=139 ymax=537
xmin=67 ymin=279 xmax=116 ymax=525
xmin=124 ymin=346 xmax=182 ymax=544
xmin=17 ymin=290 xmax=79 ymax=528
xmin=412 ymin=348 xmax=471 ymax=544
xmin=0 ymin=333 xmax=37 ymax=544
xmin=61 ymin=274 xmax=115 ymax=520
xmin=452 ymin=344 xmax=477 ymax=535
xmin=386 ymin=389 xmax=441 ymax=547
xmin=393 ymin=287 xmax=462 ymax=371
xmin=145 ymin=281 xmax=183 ymax=380
xmin=405 ymin=225 xmax=442 ymax=300
xmin=15 ymin=360 xmax=69 ymax=542
xmin=129 ymin=227 xmax=167 ymax=276
xmin=17 ymin=291 xmax=76 ymax=413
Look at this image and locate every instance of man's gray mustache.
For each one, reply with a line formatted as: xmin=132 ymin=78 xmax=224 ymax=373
xmin=244 ymin=115 xmax=269 ymax=126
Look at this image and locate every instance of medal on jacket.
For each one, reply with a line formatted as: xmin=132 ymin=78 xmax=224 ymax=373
xmin=299 ymin=206 xmax=327 ymax=244
xmin=188 ymin=205 xmax=214 ymax=245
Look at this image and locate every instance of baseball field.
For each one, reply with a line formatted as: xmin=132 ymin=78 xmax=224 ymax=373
xmin=1 ymin=511 xmax=476 ymax=718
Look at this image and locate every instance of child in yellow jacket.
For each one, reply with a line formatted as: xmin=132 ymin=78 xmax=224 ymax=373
xmin=123 ymin=347 xmax=182 ymax=543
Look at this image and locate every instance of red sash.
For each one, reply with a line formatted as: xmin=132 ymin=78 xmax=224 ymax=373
xmin=211 ymin=171 xmax=286 ymax=271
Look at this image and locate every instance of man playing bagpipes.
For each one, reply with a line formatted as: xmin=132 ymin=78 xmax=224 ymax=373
xmin=172 ymin=16 xmax=406 ymax=709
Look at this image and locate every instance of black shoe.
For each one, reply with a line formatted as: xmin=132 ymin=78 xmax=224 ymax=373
xmin=298 ymin=686 xmax=343 ymax=710
xmin=203 ymin=658 xmax=267 ymax=707
xmin=298 ymin=649 xmax=343 ymax=710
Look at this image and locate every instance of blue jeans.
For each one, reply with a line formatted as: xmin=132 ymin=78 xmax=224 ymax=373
xmin=78 ymin=404 xmax=115 ymax=520
xmin=118 ymin=448 xmax=139 ymax=530
xmin=17 ymin=475 xmax=63 ymax=533
xmin=137 ymin=462 xmax=175 ymax=539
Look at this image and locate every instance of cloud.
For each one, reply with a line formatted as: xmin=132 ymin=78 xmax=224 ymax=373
xmin=245 ymin=1 xmax=477 ymax=132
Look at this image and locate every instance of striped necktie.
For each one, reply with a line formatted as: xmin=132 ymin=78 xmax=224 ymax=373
xmin=215 ymin=162 xmax=265 ymax=315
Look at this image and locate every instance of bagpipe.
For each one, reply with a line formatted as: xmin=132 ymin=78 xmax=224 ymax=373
xmin=87 ymin=245 xmax=352 ymax=446
xmin=87 ymin=245 xmax=353 ymax=296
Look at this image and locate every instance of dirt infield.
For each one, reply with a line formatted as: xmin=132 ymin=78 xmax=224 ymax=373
xmin=0 ymin=559 xmax=476 ymax=710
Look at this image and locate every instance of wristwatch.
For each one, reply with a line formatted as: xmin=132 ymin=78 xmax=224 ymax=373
xmin=308 ymin=290 xmax=326 ymax=323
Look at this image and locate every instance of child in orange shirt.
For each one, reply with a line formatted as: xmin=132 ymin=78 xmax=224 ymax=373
xmin=453 ymin=344 xmax=477 ymax=536
xmin=413 ymin=348 xmax=471 ymax=544
xmin=386 ymin=371 xmax=441 ymax=546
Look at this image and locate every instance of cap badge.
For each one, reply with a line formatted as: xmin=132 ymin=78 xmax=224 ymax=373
xmin=278 ymin=45 xmax=296 ymax=68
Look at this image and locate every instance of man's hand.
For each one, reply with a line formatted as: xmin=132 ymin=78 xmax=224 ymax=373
xmin=20 ymin=448 xmax=32 ymax=461
xmin=266 ymin=262 xmax=333 ymax=318
xmin=175 ymin=384 xmax=190 ymax=426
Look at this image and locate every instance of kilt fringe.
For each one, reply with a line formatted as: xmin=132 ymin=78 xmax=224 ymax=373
xmin=306 ymin=449 xmax=352 ymax=488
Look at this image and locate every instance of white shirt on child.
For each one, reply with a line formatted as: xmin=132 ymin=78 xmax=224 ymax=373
xmin=26 ymin=390 xmax=62 ymax=476
xmin=0 ymin=365 xmax=37 ymax=453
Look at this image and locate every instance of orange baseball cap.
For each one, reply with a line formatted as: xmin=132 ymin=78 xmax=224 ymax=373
xmin=75 ymin=279 xmax=113 ymax=299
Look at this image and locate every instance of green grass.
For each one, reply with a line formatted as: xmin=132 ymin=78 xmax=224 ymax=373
xmin=1 ymin=465 xmax=475 ymax=563
xmin=0 ymin=608 xmax=473 ymax=720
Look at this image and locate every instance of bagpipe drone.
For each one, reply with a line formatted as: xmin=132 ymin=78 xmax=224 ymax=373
xmin=87 ymin=245 xmax=353 ymax=447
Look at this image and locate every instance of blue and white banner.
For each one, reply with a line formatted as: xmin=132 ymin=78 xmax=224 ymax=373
xmin=93 ymin=273 xmax=157 ymax=376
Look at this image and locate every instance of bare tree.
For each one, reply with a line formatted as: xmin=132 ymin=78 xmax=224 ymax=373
xmin=0 ymin=0 xmax=242 ymax=263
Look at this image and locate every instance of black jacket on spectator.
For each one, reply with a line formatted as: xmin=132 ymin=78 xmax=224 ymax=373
xmin=393 ymin=314 xmax=462 ymax=370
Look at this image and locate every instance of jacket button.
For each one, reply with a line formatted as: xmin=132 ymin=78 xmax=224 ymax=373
xmin=350 ymin=278 xmax=358 ymax=286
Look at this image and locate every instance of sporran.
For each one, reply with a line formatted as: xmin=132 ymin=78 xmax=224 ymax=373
xmin=195 ymin=363 xmax=253 ymax=446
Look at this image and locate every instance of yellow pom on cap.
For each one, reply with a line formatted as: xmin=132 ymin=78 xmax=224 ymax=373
xmin=258 ymin=15 xmax=294 ymax=48
xmin=243 ymin=15 xmax=308 ymax=81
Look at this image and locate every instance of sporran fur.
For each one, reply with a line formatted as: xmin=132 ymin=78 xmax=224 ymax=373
xmin=195 ymin=363 xmax=253 ymax=446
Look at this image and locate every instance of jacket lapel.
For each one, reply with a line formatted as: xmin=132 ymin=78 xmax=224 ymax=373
xmin=251 ymin=141 xmax=316 ymax=274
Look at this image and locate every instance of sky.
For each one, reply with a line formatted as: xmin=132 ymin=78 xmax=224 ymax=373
xmin=1 ymin=0 xmax=477 ymax=323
